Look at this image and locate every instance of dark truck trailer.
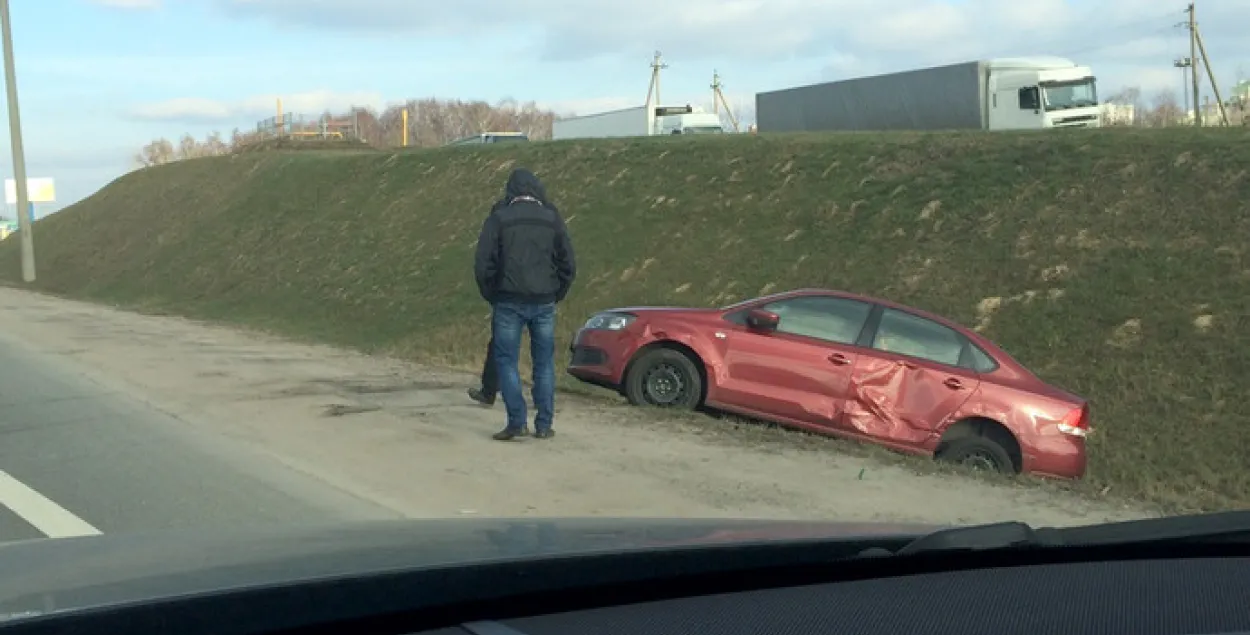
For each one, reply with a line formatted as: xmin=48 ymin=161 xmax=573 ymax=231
xmin=756 ymin=57 xmax=1101 ymax=132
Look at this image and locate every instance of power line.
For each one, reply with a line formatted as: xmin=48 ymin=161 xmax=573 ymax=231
xmin=978 ymin=11 xmax=1183 ymax=59
xmin=1057 ymin=25 xmax=1180 ymax=57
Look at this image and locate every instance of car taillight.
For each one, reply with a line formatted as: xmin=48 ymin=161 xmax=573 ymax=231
xmin=1058 ymin=404 xmax=1091 ymax=437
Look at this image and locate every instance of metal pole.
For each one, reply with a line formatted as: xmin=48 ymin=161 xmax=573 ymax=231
xmin=1 ymin=0 xmax=33 ymax=281
xmin=1188 ymin=3 xmax=1201 ymax=126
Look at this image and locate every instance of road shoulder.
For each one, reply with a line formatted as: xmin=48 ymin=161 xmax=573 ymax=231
xmin=0 ymin=288 xmax=1152 ymax=526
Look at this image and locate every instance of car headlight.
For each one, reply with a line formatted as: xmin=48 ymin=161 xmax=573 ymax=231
xmin=583 ymin=312 xmax=636 ymax=331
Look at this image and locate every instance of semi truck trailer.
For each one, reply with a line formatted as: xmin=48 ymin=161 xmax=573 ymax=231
xmin=756 ymin=57 xmax=1101 ymax=132
xmin=552 ymin=104 xmax=725 ymax=140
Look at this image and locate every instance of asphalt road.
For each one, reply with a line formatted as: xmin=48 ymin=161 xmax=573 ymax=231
xmin=0 ymin=331 xmax=403 ymax=544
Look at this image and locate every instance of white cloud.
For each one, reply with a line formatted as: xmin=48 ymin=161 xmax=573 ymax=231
xmin=1099 ymin=36 xmax=1179 ymax=63
xmin=88 ymin=0 xmax=160 ymax=8
xmin=130 ymin=97 xmax=234 ymax=121
xmin=129 ymin=90 xmax=386 ymax=123
xmin=821 ymin=53 xmax=869 ymax=80
xmin=206 ymin=0 xmax=1244 ymax=66
xmin=25 ymin=55 xmax=262 ymax=95
xmin=1118 ymin=66 xmax=1192 ymax=97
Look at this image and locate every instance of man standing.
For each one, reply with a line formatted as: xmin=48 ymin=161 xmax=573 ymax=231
xmin=473 ymin=168 xmax=576 ymax=441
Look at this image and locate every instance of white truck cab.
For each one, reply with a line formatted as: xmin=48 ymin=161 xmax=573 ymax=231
xmin=651 ymin=105 xmax=726 ymax=135
xmin=986 ymin=57 xmax=1101 ymax=129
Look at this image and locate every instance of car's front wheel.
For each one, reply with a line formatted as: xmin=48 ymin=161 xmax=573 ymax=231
xmin=624 ymin=348 xmax=703 ymax=410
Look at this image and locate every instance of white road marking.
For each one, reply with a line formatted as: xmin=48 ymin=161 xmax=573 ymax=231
xmin=0 ymin=470 xmax=100 ymax=538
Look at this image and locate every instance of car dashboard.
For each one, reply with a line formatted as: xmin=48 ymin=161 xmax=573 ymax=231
xmin=412 ymin=556 xmax=1250 ymax=635
xmin=3 ymin=539 xmax=1250 ymax=635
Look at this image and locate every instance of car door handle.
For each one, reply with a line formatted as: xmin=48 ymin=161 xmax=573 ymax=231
xmin=827 ymin=353 xmax=851 ymax=365
xmin=943 ymin=377 xmax=964 ymax=390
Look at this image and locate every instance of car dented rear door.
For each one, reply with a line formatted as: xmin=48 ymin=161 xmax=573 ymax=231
xmin=842 ymin=307 xmax=981 ymax=447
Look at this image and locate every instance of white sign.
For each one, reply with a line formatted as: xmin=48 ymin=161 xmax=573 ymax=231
xmin=4 ymin=177 xmax=55 ymax=205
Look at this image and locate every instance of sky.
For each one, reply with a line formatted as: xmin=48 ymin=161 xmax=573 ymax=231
xmin=0 ymin=0 xmax=1247 ymax=216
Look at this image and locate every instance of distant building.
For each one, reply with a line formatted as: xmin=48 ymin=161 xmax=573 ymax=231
xmin=1234 ymin=80 xmax=1249 ymax=100
xmin=1100 ymin=103 xmax=1136 ymax=125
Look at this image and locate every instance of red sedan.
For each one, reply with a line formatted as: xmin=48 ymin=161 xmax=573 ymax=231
xmin=566 ymin=288 xmax=1091 ymax=479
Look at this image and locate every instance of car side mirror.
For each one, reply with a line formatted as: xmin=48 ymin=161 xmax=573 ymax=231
xmin=745 ymin=309 xmax=780 ymax=332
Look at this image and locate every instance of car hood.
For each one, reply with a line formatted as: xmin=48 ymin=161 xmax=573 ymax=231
xmin=0 ymin=517 xmax=939 ymax=617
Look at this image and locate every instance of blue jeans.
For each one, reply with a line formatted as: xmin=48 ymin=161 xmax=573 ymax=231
xmin=491 ymin=301 xmax=557 ymax=432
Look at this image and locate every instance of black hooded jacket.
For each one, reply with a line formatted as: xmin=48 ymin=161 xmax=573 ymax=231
xmin=474 ymin=168 xmax=576 ymax=305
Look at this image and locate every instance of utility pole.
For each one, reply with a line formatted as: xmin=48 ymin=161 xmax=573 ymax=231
xmin=643 ymin=51 xmax=666 ymax=135
xmin=0 ymin=0 xmax=34 ymax=281
xmin=1186 ymin=3 xmax=1201 ymax=126
xmin=711 ymin=71 xmax=720 ymax=115
xmin=710 ymin=71 xmax=740 ymax=132
xmin=645 ymin=51 xmax=667 ymax=108
xmin=1193 ymin=22 xmax=1230 ymax=125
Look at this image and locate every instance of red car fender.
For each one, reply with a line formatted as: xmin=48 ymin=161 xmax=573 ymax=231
xmin=636 ymin=322 xmax=724 ymax=388
xmin=929 ymin=388 xmax=1022 ymax=453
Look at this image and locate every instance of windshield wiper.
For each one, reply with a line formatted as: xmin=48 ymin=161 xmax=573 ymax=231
xmin=869 ymin=511 xmax=1250 ymax=557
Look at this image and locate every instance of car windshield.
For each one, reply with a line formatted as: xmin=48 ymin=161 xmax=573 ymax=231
xmin=0 ymin=2 xmax=1239 ymax=620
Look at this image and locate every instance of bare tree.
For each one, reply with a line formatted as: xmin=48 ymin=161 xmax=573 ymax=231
xmin=1105 ymin=86 xmax=1141 ymax=106
xmin=202 ymin=131 xmax=229 ymax=155
xmin=1141 ymin=89 xmax=1185 ymax=127
xmin=230 ymin=127 xmax=263 ymax=151
xmin=176 ymin=133 xmax=200 ymax=160
xmin=340 ymin=97 xmax=557 ymax=147
xmin=1102 ymin=87 xmax=1142 ymax=126
xmin=138 ymin=97 xmax=562 ymax=160
xmin=134 ymin=130 xmax=234 ymax=167
xmin=134 ymin=138 xmax=176 ymax=168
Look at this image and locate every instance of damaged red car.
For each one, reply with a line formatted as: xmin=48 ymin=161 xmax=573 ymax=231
xmin=566 ymin=288 xmax=1091 ymax=479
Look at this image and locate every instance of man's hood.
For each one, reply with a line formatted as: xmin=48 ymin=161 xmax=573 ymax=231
xmin=504 ymin=168 xmax=548 ymax=202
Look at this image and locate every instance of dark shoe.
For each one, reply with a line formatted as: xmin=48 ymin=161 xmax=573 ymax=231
xmin=468 ymin=387 xmax=495 ymax=407
xmin=533 ymin=429 xmax=555 ymax=439
xmin=492 ymin=427 xmax=530 ymax=441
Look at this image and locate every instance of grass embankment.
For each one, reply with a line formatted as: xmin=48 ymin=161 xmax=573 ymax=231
xmin=3 ymin=129 xmax=1248 ymax=512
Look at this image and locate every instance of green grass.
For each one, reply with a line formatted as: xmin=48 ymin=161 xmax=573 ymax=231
xmin=3 ymin=128 xmax=1249 ymax=512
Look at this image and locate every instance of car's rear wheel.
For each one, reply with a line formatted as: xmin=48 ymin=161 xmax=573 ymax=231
xmin=624 ymin=348 xmax=702 ymax=410
xmin=936 ymin=436 xmax=1015 ymax=475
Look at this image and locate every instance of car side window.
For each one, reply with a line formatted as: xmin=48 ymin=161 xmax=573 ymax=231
xmin=967 ymin=343 xmax=999 ymax=373
xmin=872 ymin=308 xmax=964 ymax=367
xmin=759 ymin=296 xmax=872 ymax=345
